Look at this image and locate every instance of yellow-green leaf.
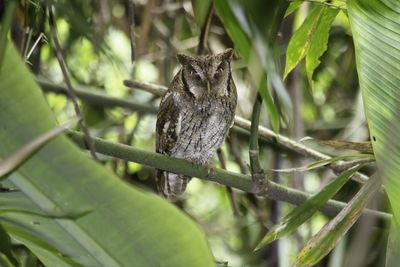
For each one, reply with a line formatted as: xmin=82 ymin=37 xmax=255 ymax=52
xmin=306 ymin=8 xmax=339 ymax=84
xmin=284 ymin=5 xmax=338 ymax=80
xmin=293 ymin=174 xmax=381 ymax=266
xmin=255 ymin=165 xmax=362 ymax=250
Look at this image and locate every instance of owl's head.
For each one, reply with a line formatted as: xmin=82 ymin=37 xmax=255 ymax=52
xmin=177 ymin=49 xmax=233 ymax=99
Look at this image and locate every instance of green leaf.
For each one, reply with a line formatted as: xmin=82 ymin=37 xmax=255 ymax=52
xmin=285 ymin=2 xmax=303 ymax=17
xmin=0 ymin=224 xmax=18 ymax=267
xmin=213 ymin=1 xmax=251 ymax=58
xmin=214 ymin=0 xmax=291 ymax=131
xmin=255 ymin=165 xmax=362 ymax=250
xmin=306 ymin=8 xmax=339 ymax=84
xmin=0 ymin=0 xmax=17 ymax=70
xmin=347 ymin=0 xmax=400 ymax=225
xmin=0 ymin=43 xmax=214 ymax=266
xmin=293 ymin=174 xmax=381 ymax=266
xmin=284 ymin=5 xmax=338 ymax=81
xmin=191 ymin=0 xmax=212 ymax=26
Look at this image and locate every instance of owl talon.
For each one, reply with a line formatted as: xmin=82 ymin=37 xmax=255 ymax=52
xmin=205 ymin=164 xmax=217 ymax=178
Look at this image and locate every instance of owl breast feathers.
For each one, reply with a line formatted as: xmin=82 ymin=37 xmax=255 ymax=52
xmin=156 ymin=49 xmax=237 ymax=201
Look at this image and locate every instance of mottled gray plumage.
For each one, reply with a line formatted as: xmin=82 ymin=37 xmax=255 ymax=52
xmin=156 ymin=49 xmax=237 ymax=201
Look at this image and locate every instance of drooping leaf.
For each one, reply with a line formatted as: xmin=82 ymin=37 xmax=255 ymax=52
xmin=348 ymin=0 xmax=400 ymax=224
xmin=255 ymin=165 xmax=362 ymax=250
xmin=0 ymin=119 xmax=76 ymax=178
xmin=293 ymin=174 xmax=382 ymax=266
xmin=305 ymin=8 xmax=339 ymax=84
xmin=0 ymin=42 xmax=214 ymax=266
xmin=311 ymin=139 xmax=373 ymax=154
xmin=284 ymin=5 xmax=339 ymax=83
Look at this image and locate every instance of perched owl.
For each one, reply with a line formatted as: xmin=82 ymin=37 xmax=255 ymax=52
xmin=156 ymin=49 xmax=237 ymax=201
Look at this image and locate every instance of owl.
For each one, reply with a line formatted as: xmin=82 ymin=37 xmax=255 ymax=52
xmin=156 ymin=49 xmax=237 ymax=201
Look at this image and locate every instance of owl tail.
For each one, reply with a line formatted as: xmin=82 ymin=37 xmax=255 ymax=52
xmin=156 ymin=170 xmax=190 ymax=201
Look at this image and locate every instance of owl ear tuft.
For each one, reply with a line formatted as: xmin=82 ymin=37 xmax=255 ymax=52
xmin=177 ymin=54 xmax=193 ymax=66
xmin=219 ymin=48 xmax=234 ymax=62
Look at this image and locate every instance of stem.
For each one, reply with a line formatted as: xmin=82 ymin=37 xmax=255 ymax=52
xmin=249 ymin=93 xmax=266 ymax=192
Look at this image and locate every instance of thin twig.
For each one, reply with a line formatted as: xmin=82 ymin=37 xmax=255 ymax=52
xmin=67 ymin=130 xmax=391 ymax=223
xmin=26 ymin=32 xmax=48 ymax=63
xmin=48 ymin=6 xmax=98 ymax=161
xmin=127 ymin=0 xmax=136 ymax=63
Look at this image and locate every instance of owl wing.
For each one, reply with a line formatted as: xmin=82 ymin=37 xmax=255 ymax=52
xmin=156 ymin=92 xmax=181 ymax=155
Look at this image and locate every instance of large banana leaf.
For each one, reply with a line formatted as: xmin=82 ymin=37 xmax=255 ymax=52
xmin=0 ymin=43 xmax=214 ymax=266
xmin=348 ymin=0 xmax=400 ymax=224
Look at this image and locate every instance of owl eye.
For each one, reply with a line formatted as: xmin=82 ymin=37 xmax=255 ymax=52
xmin=215 ymin=63 xmax=225 ymax=75
xmin=189 ymin=69 xmax=201 ymax=80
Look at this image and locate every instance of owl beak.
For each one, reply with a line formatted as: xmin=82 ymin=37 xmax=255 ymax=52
xmin=206 ymin=80 xmax=211 ymax=95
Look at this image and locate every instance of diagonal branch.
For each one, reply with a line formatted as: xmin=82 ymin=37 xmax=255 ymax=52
xmin=48 ymin=6 xmax=98 ymax=161
xmin=66 ymin=130 xmax=390 ymax=223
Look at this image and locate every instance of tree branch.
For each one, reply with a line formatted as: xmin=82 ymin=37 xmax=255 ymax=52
xmin=66 ymin=130 xmax=390 ymax=223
